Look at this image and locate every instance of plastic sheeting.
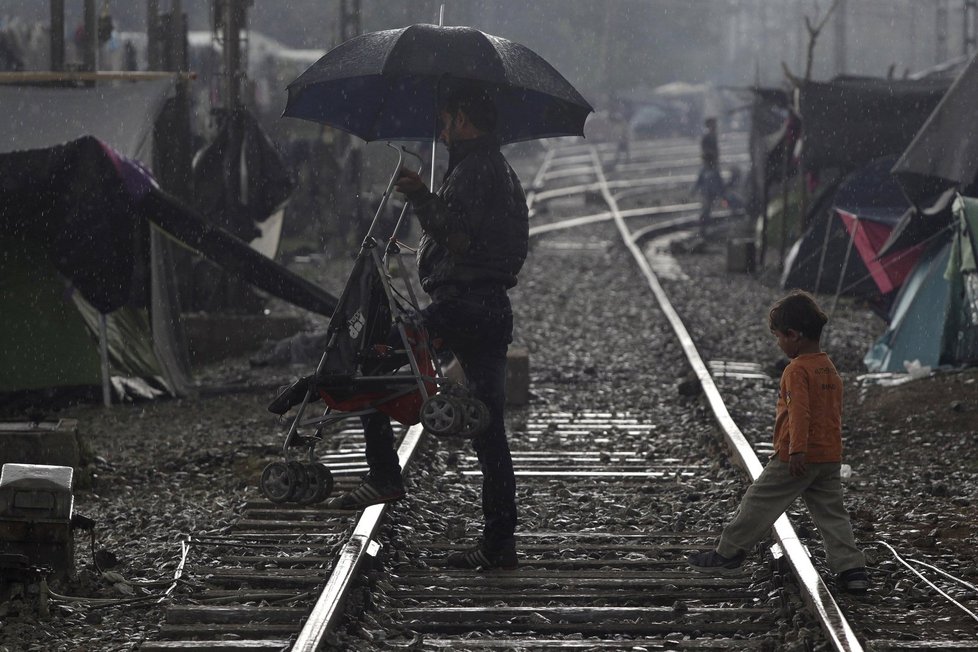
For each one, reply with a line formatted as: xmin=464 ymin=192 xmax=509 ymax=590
xmin=0 ymin=78 xmax=173 ymax=158
xmin=800 ymin=76 xmax=949 ymax=173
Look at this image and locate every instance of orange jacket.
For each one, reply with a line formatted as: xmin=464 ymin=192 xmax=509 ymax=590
xmin=773 ymin=352 xmax=843 ymax=463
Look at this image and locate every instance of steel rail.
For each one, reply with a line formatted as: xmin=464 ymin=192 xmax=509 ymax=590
xmin=533 ymin=174 xmax=696 ymax=204
xmin=529 ymin=203 xmax=710 ymax=238
xmin=586 ymin=146 xmax=865 ymax=652
xmin=290 ymin=423 xmax=426 ymax=652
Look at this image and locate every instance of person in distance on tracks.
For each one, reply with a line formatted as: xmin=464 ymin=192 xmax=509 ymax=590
xmin=693 ymin=116 xmax=723 ymax=237
xmin=687 ymin=290 xmax=869 ymax=594
xmin=327 ymin=83 xmax=528 ymax=572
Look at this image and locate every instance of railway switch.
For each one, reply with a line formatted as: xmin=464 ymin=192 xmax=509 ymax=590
xmin=0 ymin=463 xmax=75 ymax=578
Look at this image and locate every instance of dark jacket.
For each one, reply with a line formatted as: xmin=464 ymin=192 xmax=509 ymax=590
xmin=408 ymin=136 xmax=528 ymax=293
xmin=700 ymin=130 xmax=719 ymax=170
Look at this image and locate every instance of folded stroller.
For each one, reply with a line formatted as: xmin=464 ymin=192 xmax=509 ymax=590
xmin=260 ymin=146 xmax=490 ymax=504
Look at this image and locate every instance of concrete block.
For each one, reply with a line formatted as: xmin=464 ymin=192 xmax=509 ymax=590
xmin=0 ymin=420 xmax=81 ymax=471
xmin=726 ymin=237 xmax=756 ymax=274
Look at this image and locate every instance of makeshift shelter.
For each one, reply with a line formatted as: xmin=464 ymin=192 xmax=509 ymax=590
xmin=0 ymin=78 xmax=187 ymax=400
xmin=0 ymin=136 xmax=336 ymax=398
xmin=865 ymin=54 xmax=978 ymax=371
xmin=865 ymin=195 xmax=978 ymax=372
xmin=746 ymin=86 xmax=794 ymax=215
xmin=799 ymin=76 xmax=950 ymax=174
xmin=781 ymin=157 xmax=920 ymax=312
xmin=891 ymin=53 xmax=978 ymax=206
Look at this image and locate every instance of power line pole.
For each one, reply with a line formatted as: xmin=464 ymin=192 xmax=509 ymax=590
xmin=339 ymin=0 xmax=361 ymax=43
xmin=49 ymin=0 xmax=65 ymax=71
xmin=936 ymin=0 xmax=949 ymax=63
xmin=834 ymin=0 xmax=847 ymax=75
xmin=965 ymin=0 xmax=978 ymax=56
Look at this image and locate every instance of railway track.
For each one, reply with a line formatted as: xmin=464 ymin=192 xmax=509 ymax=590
xmin=136 ymin=135 xmax=978 ymax=651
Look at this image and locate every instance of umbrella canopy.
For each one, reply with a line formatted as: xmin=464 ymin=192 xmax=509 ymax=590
xmin=283 ymin=23 xmax=592 ymax=144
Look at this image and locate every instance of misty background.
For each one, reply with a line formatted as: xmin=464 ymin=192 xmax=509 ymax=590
xmin=1 ymin=0 xmax=966 ymax=101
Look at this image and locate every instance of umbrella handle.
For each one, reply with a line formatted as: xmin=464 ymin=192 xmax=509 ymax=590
xmin=384 ymin=147 xmax=425 ymax=262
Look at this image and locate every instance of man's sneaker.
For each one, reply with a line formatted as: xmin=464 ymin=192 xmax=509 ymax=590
xmin=838 ymin=567 xmax=870 ymax=594
xmin=445 ymin=539 xmax=518 ymax=571
xmin=325 ymin=474 xmax=405 ymax=510
xmin=687 ymin=550 xmax=746 ymax=575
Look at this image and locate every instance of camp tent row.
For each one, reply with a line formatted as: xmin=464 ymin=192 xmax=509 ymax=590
xmin=753 ymin=58 xmax=978 ymax=372
xmin=0 ymin=76 xmax=337 ymax=403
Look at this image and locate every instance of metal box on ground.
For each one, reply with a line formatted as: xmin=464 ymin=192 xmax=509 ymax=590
xmin=726 ymin=237 xmax=756 ymax=274
xmin=0 ymin=464 xmax=75 ymax=578
xmin=0 ymin=419 xmax=81 ymax=471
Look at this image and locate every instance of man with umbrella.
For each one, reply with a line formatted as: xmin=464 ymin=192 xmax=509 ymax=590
xmin=328 ymin=83 xmax=527 ymax=571
xmin=284 ymin=22 xmax=592 ymax=570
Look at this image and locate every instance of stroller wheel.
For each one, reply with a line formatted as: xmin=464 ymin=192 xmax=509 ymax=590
xmin=295 ymin=462 xmax=334 ymax=505
xmin=420 ymin=395 xmax=464 ymax=436
xmin=459 ymin=398 xmax=491 ymax=437
xmin=260 ymin=461 xmax=302 ymax=503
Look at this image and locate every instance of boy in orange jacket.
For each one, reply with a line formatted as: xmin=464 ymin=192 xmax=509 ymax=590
xmin=688 ymin=290 xmax=868 ymax=593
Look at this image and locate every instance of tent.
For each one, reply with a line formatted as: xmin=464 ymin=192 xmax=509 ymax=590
xmin=1 ymin=136 xmax=337 ymax=399
xmin=781 ymin=157 xmax=919 ymax=312
xmin=865 ymin=54 xmax=978 ymax=372
xmin=865 ymin=195 xmax=978 ymax=372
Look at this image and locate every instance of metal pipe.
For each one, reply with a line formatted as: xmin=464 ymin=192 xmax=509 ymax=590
xmin=98 ymin=313 xmax=111 ymax=408
xmin=49 ymin=0 xmax=65 ymax=72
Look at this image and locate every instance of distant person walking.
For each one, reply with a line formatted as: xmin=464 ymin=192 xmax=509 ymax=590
xmin=687 ymin=290 xmax=869 ymax=595
xmin=693 ymin=116 xmax=724 ymax=236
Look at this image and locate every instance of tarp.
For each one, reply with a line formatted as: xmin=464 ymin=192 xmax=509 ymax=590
xmin=863 ymin=239 xmax=952 ymax=373
xmin=748 ymin=87 xmax=794 ymax=185
xmin=192 ymin=109 xmax=295 ymax=242
xmin=0 ymin=136 xmax=337 ymax=317
xmin=0 ymin=236 xmax=164 ymax=394
xmin=0 ymin=78 xmax=191 ymax=397
xmin=0 ymin=78 xmax=173 ymax=158
xmin=892 ymin=52 xmax=978 ymax=207
xmin=0 ymin=137 xmax=338 ymax=395
xmin=800 ymin=76 xmax=949 ymax=173
xmin=865 ymin=194 xmax=978 ymax=372
xmin=836 ymin=210 xmax=923 ymax=295
xmin=781 ymin=157 xmax=913 ymax=310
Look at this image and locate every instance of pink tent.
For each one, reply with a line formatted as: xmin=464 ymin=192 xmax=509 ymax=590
xmin=836 ymin=209 xmax=927 ymax=295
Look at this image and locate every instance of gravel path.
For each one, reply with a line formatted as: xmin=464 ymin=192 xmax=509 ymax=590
xmin=2 ymin=156 xmax=976 ymax=650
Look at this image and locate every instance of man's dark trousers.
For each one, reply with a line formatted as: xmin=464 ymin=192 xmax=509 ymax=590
xmin=361 ymin=284 xmax=517 ymax=548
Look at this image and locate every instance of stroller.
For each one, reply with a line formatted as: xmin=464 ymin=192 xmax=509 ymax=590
xmin=260 ymin=146 xmax=490 ymax=505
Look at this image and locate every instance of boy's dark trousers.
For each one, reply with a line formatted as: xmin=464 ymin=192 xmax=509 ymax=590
xmin=361 ymin=284 xmax=517 ymax=549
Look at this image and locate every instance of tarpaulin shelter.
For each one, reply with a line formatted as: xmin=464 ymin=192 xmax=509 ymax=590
xmin=0 ymin=77 xmax=188 ymax=399
xmin=189 ymin=107 xmax=296 ymax=312
xmin=865 ymin=195 xmax=978 ymax=372
xmin=747 ymin=86 xmax=794 ymax=214
xmin=1 ymin=134 xmax=336 ymax=399
xmin=799 ymin=76 xmax=950 ymax=174
xmin=192 ymin=108 xmax=295 ymax=245
xmin=781 ymin=157 xmax=917 ymax=313
xmin=879 ymin=53 xmax=978 ymax=260
xmin=891 ymin=53 xmax=978 ymax=207
xmin=863 ymin=54 xmax=978 ymax=372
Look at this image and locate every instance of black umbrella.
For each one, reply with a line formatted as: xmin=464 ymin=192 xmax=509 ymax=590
xmin=283 ymin=23 xmax=592 ymax=145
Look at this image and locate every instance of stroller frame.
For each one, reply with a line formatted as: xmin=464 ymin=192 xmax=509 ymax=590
xmin=260 ymin=146 xmax=488 ymax=504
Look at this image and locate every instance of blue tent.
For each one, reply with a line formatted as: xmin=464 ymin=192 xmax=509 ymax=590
xmin=865 ymin=195 xmax=978 ymax=372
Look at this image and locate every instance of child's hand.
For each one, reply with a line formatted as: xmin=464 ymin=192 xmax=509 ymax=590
xmin=789 ymin=452 xmax=807 ymax=476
